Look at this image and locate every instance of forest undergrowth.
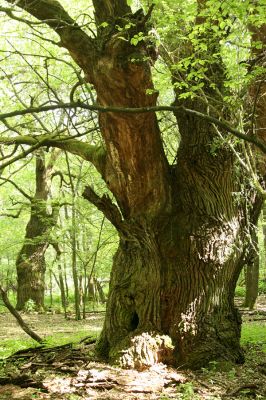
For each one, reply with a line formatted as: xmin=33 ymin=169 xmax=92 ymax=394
xmin=0 ymin=299 xmax=265 ymax=400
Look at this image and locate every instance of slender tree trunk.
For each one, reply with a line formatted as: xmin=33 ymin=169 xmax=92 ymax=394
xmin=71 ymin=204 xmax=81 ymax=320
xmin=262 ymin=203 xmax=266 ymax=280
xmin=49 ymin=269 xmax=53 ymax=308
xmin=82 ymin=268 xmax=88 ymax=319
xmin=58 ymin=263 xmax=68 ymax=318
xmin=243 ymin=228 xmax=259 ymax=310
xmin=95 ymin=278 xmax=106 ymax=303
xmin=61 ymin=241 xmax=69 ymax=301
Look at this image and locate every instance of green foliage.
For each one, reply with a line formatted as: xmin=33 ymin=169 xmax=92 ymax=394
xmin=178 ymin=382 xmax=200 ymax=400
xmin=25 ymin=299 xmax=37 ymax=312
xmin=161 ymin=382 xmax=201 ymax=400
xmin=130 ymin=32 xmax=145 ymax=46
xmin=258 ymin=279 xmax=266 ymax=294
xmin=235 ymin=285 xmax=245 ymax=297
xmin=43 ymin=330 xmax=98 ymax=348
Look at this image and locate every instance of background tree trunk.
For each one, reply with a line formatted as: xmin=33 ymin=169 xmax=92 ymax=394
xmin=58 ymin=263 xmax=68 ymax=318
xmin=71 ymin=204 xmax=81 ymax=320
xmin=244 ymin=229 xmax=259 ymax=310
xmin=16 ymin=150 xmax=59 ymax=311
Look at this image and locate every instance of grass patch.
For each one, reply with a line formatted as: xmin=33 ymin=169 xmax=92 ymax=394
xmin=0 ymin=329 xmax=99 ymax=359
xmin=43 ymin=329 xmax=98 ymax=347
xmin=241 ymin=321 xmax=266 ymax=351
xmin=0 ymin=338 xmax=37 ymax=359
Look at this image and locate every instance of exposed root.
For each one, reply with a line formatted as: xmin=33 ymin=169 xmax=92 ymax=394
xmin=110 ymin=332 xmax=175 ymax=370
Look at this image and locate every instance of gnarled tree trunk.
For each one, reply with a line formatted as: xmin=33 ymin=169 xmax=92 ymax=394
xmin=95 ymin=128 xmax=260 ymax=369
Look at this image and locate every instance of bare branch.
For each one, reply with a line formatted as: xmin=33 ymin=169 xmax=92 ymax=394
xmin=0 ymin=206 xmax=23 ymax=218
xmin=0 ymin=143 xmax=19 ymax=161
xmin=82 ymin=186 xmax=124 ymax=231
xmin=0 ymin=286 xmax=43 ymax=343
xmin=0 ymin=177 xmax=32 ymax=200
xmin=5 ymin=0 xmax=96 ymax=80
xmin=1 ymin=101 xmax=266 ymax=153
xmin=0 ymin=138 xmax=48 ymax=170
xmin=0 ymin=5 xmax=52 ymax=26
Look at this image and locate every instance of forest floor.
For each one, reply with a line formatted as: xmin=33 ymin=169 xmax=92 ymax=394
xmin=0 ymin=298 xmax=265 ymax=400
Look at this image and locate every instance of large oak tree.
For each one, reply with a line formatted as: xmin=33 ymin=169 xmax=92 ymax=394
xmin=0 ymin=0 xmax=265 ymax=369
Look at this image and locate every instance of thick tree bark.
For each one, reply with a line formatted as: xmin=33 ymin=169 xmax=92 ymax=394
xmin=16 ymin=151 xmax=59 ymax=311
xmin=96 ymin=139 xmax=255 ymax=368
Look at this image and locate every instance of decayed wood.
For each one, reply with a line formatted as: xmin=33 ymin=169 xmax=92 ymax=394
xmin=227 ymin=383 xmax=259 ymax=397
xmin=0 ymin=374 xmax=46 ymax=389
xmin=92 ymin=0 xmax=131 ymax=25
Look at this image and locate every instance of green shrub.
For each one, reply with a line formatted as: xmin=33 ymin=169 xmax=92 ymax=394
xmin=235 ymin=286 xmax=245 ymax=297
xmin=258 ymin=279 xmax=266 ymax=294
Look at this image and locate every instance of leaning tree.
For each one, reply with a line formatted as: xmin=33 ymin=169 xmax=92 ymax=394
xmin=0 ymin=0 xmax=265 ymax=368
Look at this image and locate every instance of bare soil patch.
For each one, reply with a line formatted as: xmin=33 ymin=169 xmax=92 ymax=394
xmin=0 ymin=340 xmax=265 ymax=400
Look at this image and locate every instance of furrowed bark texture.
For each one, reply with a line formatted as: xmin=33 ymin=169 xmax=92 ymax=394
xmin=16 ymin=151 xmax=59 ymax=311
xmin=97 ymin=112 xmax=257 ymax=368
xmin=6 ymin=0 xmax=266 ymax=368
